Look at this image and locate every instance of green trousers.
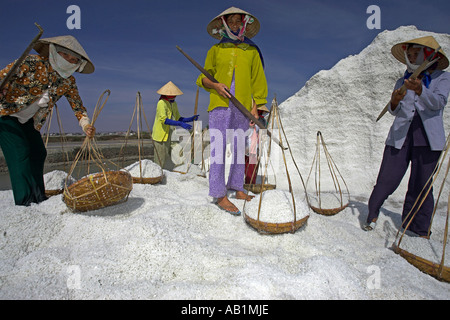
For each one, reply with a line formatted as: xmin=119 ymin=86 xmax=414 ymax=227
xmin=0 ymin=116 xmax=47 ymax=206
xmin=153 ymin=138 xmax=173 ymax=170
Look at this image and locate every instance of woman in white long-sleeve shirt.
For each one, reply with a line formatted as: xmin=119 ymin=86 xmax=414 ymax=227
xmin=365 ymin=36 xmax=450 ymax=238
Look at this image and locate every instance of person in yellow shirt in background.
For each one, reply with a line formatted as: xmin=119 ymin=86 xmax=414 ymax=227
xmin=196 ymin=7 xmax=268 ymax=215
xmin=152 ymin=81 xmax=198 ymax=170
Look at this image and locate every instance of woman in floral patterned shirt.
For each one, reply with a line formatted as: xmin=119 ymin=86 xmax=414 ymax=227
xmin=0 ymin=35 xmax=95 ymax=206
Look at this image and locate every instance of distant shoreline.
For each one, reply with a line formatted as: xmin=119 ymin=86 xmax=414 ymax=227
xmin=0 ymin=139 xmax=155 ymax=173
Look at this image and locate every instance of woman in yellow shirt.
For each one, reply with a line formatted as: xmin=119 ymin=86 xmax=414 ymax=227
xmin=152 ymin=81 xmax=198 ymax=169
xmin=196 ymin=7 xmax=268 ymax=215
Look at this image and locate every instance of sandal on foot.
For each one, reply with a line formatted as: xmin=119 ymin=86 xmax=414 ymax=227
xmin=363 ymin=221 xmax=376 ymax=231
xmin=215 ymin=203 xmax=241 ymax=216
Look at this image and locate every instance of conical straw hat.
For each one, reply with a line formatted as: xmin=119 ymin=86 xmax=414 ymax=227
xmin=391 ymin=36 xmax=449 ymax=70
xmin=33 ymin=35 xmax=95 ymax=74
xmin=157 ymin=81 xmax=183 ymax=96
xmin=207 ymin=6 xmax=260 ymax=40
xmin=257 ymin=105 xmax=269 ymax=113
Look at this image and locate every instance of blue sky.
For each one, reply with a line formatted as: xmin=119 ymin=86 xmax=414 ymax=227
xmin=1 ymin=0 xmax=449 ymax=133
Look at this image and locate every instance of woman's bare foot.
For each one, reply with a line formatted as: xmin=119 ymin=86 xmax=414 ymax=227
xmin=216 ymin=196 xmax=241 ymax=215
xmin=235 ymin=191 xmax=254 ymax=201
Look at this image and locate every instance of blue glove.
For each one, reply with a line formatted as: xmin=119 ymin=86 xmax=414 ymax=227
xmin=179 ymin=115 xmax=199 ymax=123
xmin=164 ymin=118 xmax=192 ymax=130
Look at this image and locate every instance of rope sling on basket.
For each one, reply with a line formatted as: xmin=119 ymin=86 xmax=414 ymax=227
xmin=42 ymin=104 xmax=72 ymax=197
xmin=244 ymin=100 xmax=276 ymax=194
xmin=243 ymin=96 xmax=310 ymax=235
xmin=392 ymin=133 xmax=450 ymax=283
xmin=171 ymin=86 xmax=207 ymax=178
xmin=306 ymin=131 xmax=350 ymax=216
xmin=63 ymin=90 xmax=133 ymax=212
xmin=119 ymin=92 xmax=163 ymax=184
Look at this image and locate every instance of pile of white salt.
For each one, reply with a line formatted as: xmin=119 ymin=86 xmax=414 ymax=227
xmin=44 ymin=170 xmax=75 ymax=191
xmin=123 ymin=159 xmax=162 ymax=178
xmin=245 ymin=189 xmax=310 ymax=223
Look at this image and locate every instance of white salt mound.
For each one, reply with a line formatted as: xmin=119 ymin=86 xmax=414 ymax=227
xmin=278 ymin=25 xmax=450 ymax=196
xmin=44 ymin=170 xmax=75 ymax=190
xmin=245 ymin=189 xmax=310 ymax=223
xmin=173 ymin=163 xmax=204 ymax=175
xmin=123 ymin=159 xmax=162 ymax=178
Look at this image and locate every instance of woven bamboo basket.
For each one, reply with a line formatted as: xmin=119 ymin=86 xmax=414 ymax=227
xmin=244 ymin=183 xmax=276 ymax=194
xmin=309 ymin=203 xmax=349 ymax=216
xmin=392 ymin=245 xmax=450 ymax=283
xmin=63 ymin=90 xmax=134 ymax=212
xmin=42 ymin=105 xmax=70 ymax=199
xmin=244 ymin=214 xmax=309 ymax=235
xmin=306 ymin=131 xmax=350 ymax=216
xmin=120 ymin=92 xmax=164 ymax=185
xmin=392 ymin=133 xmax=450 ymax=282
xmin=132 ymin=174 xmax=163 ymax=185
xmin=45 ymin=189 xmax=64 ymax=197
xmin=63 ymin=170 xmax=133 ymax=212
xmin=242 ymin=97 xmax=310 ymax=235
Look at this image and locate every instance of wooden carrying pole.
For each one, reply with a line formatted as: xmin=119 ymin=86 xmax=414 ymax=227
xmin=0 ymin=23 xmax=44 ymax=92
xmin=376 ymin=46 xmax=441 ymax=122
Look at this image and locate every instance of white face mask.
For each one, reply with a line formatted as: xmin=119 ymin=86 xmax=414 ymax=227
xmin=48 ymin=43 xmax=83 ymax=78
xmin=404 ymin=45 xmax=426 ymax=73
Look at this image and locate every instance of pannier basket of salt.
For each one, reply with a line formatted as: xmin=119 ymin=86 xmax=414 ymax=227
xmin=244 ymin=190 xmax=309 ymax=234
xmin=44 ymin=170 xmax=75 ymax=197
xmin=244 ymin=183 xmax=276 ymax=194
xmin=42 ymin=105 xmax=72 ymax=197
xmin=171 ymin=87 xmax=207 ymax=178
xmin=119 ymin=92 xmax=163 ymax=184
xmin=125 ymin=159 xmax=164 ymax=185
xmin=392 ymin=134 xmax=450 ymax=283
xmin=243 ymin=97 xmax=310 ymax=234
xmin=243 ymin=100 xmax=277 ymax=195
xmin=305 ymin=131 xmax=350 ymax=216
xmin=63 ymin=90 xmax=133 ymax=212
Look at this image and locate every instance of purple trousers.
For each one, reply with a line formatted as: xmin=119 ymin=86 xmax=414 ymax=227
xmin=367 ymin=141 xmax=440 ymax=236
xmin=208 ymin=100 xmax=249 ymax=199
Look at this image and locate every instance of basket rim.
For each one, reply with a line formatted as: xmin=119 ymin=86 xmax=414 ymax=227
xmin=393 ymin=245 xmax=450 ymax=283
xmin=310 ymin=203 xmax=349 ymax=216
xmin=65 ymin=170 xmax=131 ymax=190
xmin=45 ymin=189 xmax=64 ymax=196
xmin=243 ymin=183 xmax=276 ymax=194
xmin=131 ymin=174 xmax=164 ymax=184
xmin=243 ymin=213 xmax=309 ymax=234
